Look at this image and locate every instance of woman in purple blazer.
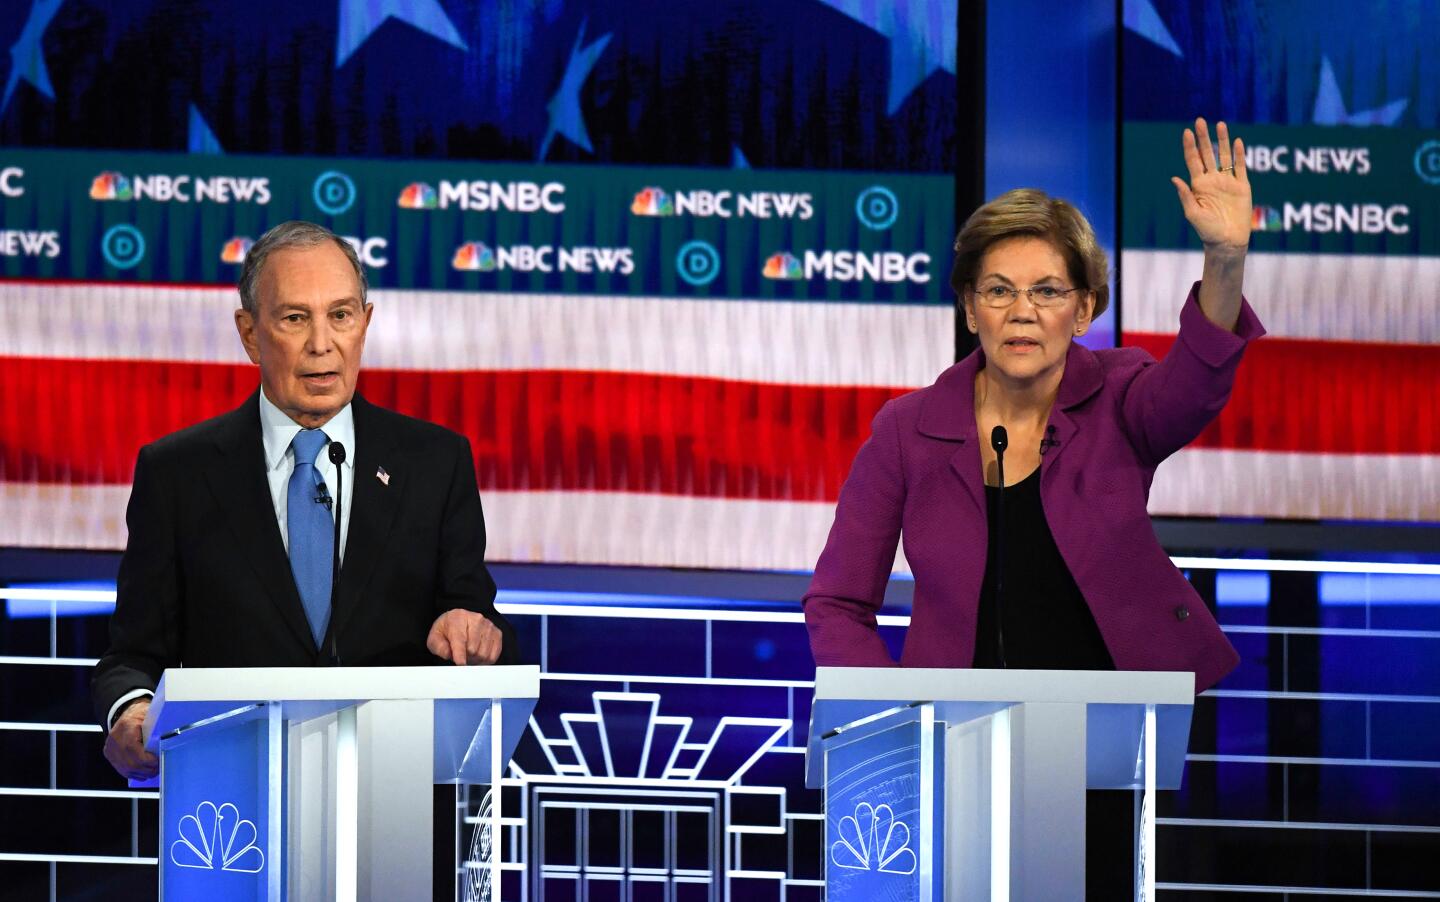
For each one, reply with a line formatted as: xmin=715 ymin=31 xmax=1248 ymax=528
xmin=804 ymin=118 xmax=1264 ymax=695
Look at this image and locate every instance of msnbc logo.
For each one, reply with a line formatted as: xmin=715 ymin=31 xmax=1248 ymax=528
xmin=1252 ymin=206 xmax=1281 ymax=231
xmin=90 ymin=171 xmax=133 ymax=201
xmin=631 ymin=187 xmax=675 ymax=217
xmin=397 ymin=182 xmax=438 ymax=209
xmin=762 ymin=251 xmax=803 ymax=280
xmin=220 ymin=237 xmax=253 ymax=264
xmin=452 ymin=241 xmax=497 ymax=272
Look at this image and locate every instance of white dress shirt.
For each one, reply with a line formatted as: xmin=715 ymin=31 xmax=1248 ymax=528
xmin=107 ymin=392 xmax=357 ymax=730
xmin=258 ymin=390 xmax=355 ymax=561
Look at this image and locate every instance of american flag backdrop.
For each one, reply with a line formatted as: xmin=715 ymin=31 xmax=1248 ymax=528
xmin=1122 ymin=0 xmax=1440 ymax=525
xmin=0 ymin=0 xmax=961 ymax=570
xmin=0 ymin=281 xmax=951 ymax=568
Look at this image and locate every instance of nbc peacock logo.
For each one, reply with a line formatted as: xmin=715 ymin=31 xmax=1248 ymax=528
xmin=397 ymin=182 xmax=438 ymax=209
xmin=220 ymin=237 xmax=254 ymax=264
xmin=630 ymin=186 xmax=674 ymax=217
xmin=762 ymin=251 xmax=803 ymax=280
xmin=830 ymin=802 xmax=916 ymax=876
xmin=451 ymin=241 xmax=497 ymax=272
xmin=1251 ymin=205 xmax=1282 ymax=231
xmin=170 ymin=801 xmax=266 ymax=874
xmin=90 ymin=171 xmax=133 ymax=201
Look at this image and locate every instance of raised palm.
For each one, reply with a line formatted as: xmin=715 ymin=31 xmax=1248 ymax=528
xmin=1172 ymin=117 xmax=1252 ymax=252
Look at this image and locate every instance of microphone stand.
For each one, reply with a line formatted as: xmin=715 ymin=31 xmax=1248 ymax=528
xmin=327 ymin=442 xmax=347 ymax=665
xmin=990 ymin=425 xmax=1009 ymax=668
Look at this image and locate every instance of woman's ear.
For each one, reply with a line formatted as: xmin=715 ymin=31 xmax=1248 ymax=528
xmin=1074 ymin=290 xmax=1096 ymax=335
xmin=959 ymin=292 xmax=979 ymax=333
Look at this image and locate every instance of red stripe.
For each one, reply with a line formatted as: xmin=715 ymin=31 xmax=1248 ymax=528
xmin=1123 ymin=333 xmax=1440 ymax=454
xmin=0 ymin=358 xmax=903 ymax=501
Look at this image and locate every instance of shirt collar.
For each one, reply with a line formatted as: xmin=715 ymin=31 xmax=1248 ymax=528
xmin=258 ymin=390 xmax=356 ymax=471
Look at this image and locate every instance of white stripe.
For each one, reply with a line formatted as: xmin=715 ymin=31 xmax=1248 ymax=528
xmin=483 ymin=490 xmax=911 ymax=573
xmin=1122 ymin=249 xmax=1440 ymax=344
xmin=1149 ymin=448 xmax=1440 ymax=521
xmin=0 ymin=482 xmax=910 ymax=574
xmin=0 ymin=853 xmax=159 ymax=865
xmin=1154 ymin=883 xmax=1440 ymax=898
xmin=0 ymin=282 xmax=951 ymax=387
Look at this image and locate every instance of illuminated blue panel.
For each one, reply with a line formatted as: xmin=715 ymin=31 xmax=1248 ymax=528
xmin=3 ymin=582 xmax=116 ymax=618
xmin=1215 ymin=572 xmax=1271 ymax=606
xmin=1318 ymin=574 xmax=1440 ymax=605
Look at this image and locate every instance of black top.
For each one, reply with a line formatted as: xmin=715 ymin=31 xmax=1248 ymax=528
xmin=972 ymin=466 xmax=1115 ymax=670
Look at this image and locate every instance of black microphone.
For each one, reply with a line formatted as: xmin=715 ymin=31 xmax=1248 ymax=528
xmin=990 ymin=425 xmax=1009 ymax=669
xmin=327 ymin=442 xmax=347 ymax=666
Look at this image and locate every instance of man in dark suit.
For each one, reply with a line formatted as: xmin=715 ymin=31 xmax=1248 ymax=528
xmin=95 ymin=220 xmax=515 ymax=781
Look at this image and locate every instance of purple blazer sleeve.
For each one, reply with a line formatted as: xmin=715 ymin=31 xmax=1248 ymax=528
xmin=801 ymin=401 xmax=904 ymax=667
xmin=1120 ymin=283 xmax=1267 ymax=465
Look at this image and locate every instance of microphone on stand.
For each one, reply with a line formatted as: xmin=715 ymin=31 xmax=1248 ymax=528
xmin=327 ymin=442 xmax=347 ymax=666
xmin=990 ymin=425 xmax=1009 ymax=669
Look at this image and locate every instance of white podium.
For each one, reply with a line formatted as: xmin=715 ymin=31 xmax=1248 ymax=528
xmin=144 ymin=665 xmax=540 ymax=902
xmin=806 ymin=667 xmax=1195 ymax=901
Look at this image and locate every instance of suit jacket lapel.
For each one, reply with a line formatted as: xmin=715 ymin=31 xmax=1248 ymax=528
xmin=329 ymin=394 xmax=402 ymax=643
xmin=1041 ymin=342 xmax=1104 ymax=475
xmin=204 ymin=391 xmax=318 ymax=655
xmin=917 ymin=352 xmax=985 ymax=511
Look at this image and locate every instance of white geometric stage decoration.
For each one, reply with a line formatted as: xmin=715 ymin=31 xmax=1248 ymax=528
xmin=464 ymin=690 xmax=798 ymax=901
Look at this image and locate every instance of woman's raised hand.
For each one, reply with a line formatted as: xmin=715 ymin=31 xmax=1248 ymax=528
xmin=1172 ymin=117 xmax=1252 ymax=254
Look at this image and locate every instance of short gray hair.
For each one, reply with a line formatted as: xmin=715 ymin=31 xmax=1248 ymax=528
xmin=237 ymin=220 xmax=368 ymax=314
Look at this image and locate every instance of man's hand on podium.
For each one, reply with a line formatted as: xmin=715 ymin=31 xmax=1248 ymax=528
xmin=104 ymin=699 xmax=159 ymax=781
xmin=426 ymin=609 xmax=503 ymax=666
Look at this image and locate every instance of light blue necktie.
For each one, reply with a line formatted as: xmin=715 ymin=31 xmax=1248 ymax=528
xmin=287 ymin=429 xmax=333 ymax=646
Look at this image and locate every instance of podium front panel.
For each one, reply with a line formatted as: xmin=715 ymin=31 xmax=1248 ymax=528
xmin=822 ymin=705 xmax=943 ymax=902
xmin=160 ymin=706 xmax=281 ymax=901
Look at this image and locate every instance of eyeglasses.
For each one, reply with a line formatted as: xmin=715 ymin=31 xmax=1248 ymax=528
xmin=971 ymin=283 xmax=1085 ymax=308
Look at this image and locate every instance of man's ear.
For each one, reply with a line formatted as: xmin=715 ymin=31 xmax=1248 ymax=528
xmin=234 ymin=308 xmax=262 ymax=365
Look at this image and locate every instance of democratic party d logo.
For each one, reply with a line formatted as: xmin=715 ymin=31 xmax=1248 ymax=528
xmin=312 ymin=171 xmax=357 ymax=215
xmin=101 ymin=224 xmax=146 ymax=270
xmin=855 ymin=186 xmax=899 ymax=230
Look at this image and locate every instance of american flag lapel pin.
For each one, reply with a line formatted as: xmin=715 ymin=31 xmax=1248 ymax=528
xmin=376 ymin=466 xmax=390 ymax=487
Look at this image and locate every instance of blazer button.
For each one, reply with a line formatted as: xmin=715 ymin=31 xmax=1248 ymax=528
xmin=1174 ymin=605 xmax=1190 ymax=622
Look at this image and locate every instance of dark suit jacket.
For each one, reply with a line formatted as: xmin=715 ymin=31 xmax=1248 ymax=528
xmin=92 ymin=391 xmax=516 ymax=726
xmin=804 ymin=287 xmax=1265 ymax=693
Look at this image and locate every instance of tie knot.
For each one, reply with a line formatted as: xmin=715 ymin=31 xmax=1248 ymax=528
xmin=291 ymin=429 xmax=330 ymax=466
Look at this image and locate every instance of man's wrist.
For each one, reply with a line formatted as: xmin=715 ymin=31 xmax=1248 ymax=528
xmin=106 ymin=689 xmax=154 ymax=731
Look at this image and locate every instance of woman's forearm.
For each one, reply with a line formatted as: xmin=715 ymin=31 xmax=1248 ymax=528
xmin=1198 ymin=246 xmax=1246 ymax=332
